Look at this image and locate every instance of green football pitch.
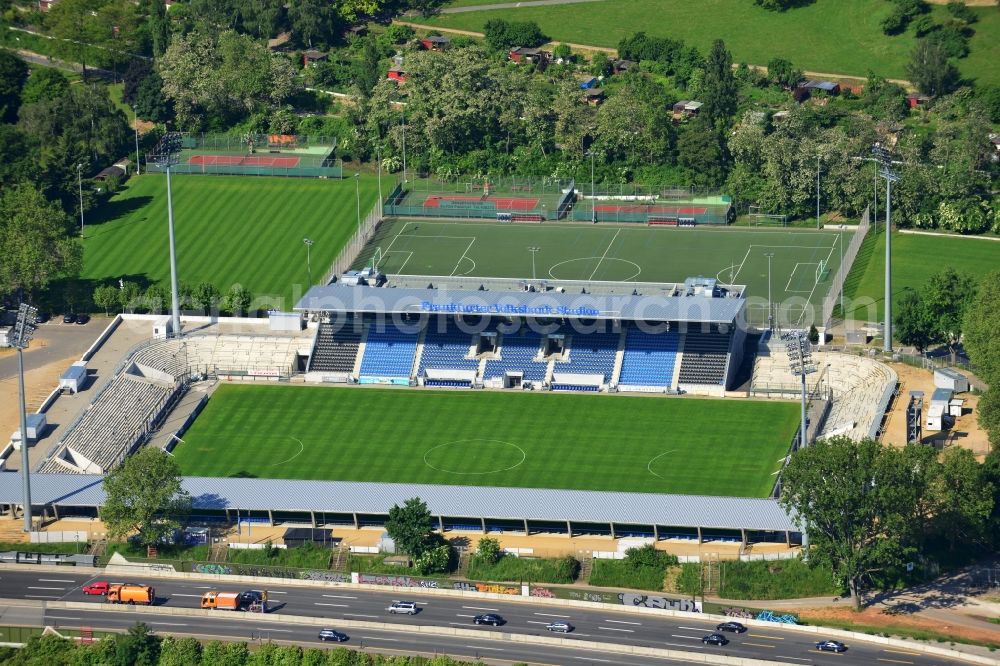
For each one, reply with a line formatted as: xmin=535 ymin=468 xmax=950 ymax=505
xmin=83 ymin=174 xmax=380 ymax=309
xmin=173 ymin=384 xmax=800 ymax=498
xmin=355 ymin=218 xmax=849 ymax=328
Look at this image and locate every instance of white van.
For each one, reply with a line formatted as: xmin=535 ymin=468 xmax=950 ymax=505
xmin=386 ymin=600 xmax=418 ymax=615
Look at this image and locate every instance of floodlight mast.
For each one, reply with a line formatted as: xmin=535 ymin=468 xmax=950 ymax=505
xmin=154 ymin=134 xmax=183 ymax=338
xmin=872 ymin=143 xmax=898 ymax=353
xmin=11 ymin=303 xmax=38 ymax=531
xmin=783 ymin=329 xmax=815 ymax=561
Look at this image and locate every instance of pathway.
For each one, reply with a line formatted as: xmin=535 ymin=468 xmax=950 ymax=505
xmin=438 ymin=0 xmax=605 ymax=13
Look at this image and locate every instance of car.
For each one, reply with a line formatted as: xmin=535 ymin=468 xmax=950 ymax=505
xmin=318 ymin=629 xmax=348 ymax=642
xmin=716 ymin=621 xmax=747 ymax=633
xmin=473 ymin=613 xmax=505 ymax=626
xmin=34 ymin=311 xmax=49 ymax=324
xmin=82 ymin=581 xmax=109 ymax=595
xmin=386 ymin=601 xmax=418 ymax=615
xmin=62 ymin=313 xmax=76 ymax=324
xmin=702 ymin=633 xmax=729 ymax=646
xmin=815 ymin=640 xmax=847 ymax=653
xmin=545 ymin=621 xmax=574 ymax=633
xmin=75 ymin=313 xmax=90 ymax=325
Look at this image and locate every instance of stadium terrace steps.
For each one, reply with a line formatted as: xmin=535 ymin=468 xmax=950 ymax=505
xmin=358 ymin=324 xmax=419 ymax=380
xmin=561 ymin=331 xmax=619 ymax=382
xmin=483 ymin=330 xmax=547 ymax=382
xmin=417 ymin=323 xmax=480 ymax=376
xmin=677 ymin=329 xmax=733 ymax=386
xmin=308 ymin=322 xmax=362 ymax=373
xmin=618 ymin=328 xmax=680 ymax=390
xmin=609 ymin=329 xmax=628 ymax=386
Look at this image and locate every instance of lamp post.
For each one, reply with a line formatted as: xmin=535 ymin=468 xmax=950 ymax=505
xmin=401 ymin=112 xmax=407 ymax=184
xmin=376 ymin=146 xmax=383 ymax=218
xmin=153 ymin=134 xmax=183 ymax=338
xmin=767 ymin=252 xmax=774 ymax=328
xmin=133 ymin=106 xmax=141 ymax=176
xmin=303 ymin=238 xmax=314 ymax=286
xmin=815 ymin=153 xmax=821 ymax=230
xmin=527 ymin=246 xmax=541 ymax=280
xmin=354 ymin=173 xmax=361 ymax=234
xmin=588 ymin=150 xmax=596 ymax=223
xmin=11 ymin=303 xmax=38 ymax=532
xmin=77 ymin=164 xmax=84 ymax=232
xmin=872 ymin=143 xmax=899 ymax=354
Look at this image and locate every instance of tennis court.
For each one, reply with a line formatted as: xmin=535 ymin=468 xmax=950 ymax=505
xmin=189 ymin=154 xmax=301 ymax=168
xmin=355 ymin=218 xmax=851 ymax=328
xmin=423 ymin=194 xmax=541 ymax=211
xmin=144 ymin=133 xmax=343 ymax=178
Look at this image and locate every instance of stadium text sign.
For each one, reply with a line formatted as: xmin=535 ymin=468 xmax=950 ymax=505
xmin=420 ymin=301 xmax=599 ymax=316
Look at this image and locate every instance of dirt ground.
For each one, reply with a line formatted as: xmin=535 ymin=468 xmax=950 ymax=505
xmin=796 ymin=604 xmax=1000 ymax=647
xmin=882 ymin=362 xmax=991 ymax=460
xmin=0 ymin=344 xmax=79 ymax=446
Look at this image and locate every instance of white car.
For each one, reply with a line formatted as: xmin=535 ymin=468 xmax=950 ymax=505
xmin=386 ymin=601 xmax=418 ymax=615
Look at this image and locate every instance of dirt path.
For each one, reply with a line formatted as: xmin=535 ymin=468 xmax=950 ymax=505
xmin=439 ymin=0 xmax=605 ymax=13
xmin=394 ymin=21 xmax=914 ymax=86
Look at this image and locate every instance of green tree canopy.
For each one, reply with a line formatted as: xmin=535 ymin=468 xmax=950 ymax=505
xmin=962 ymin=270 xmax=1000 ymax=383
xmin=102 ymin=447 xmax=191 ymax=546
xmin=20 ymin=68 xmax=71 ymax=106
xmin=906 ymin=39 xmax=960 ymax=97
xmin=385 ymin=497 xmax=436 ymax=559
xmin=0 ymin=50 xmax=29 ymax=123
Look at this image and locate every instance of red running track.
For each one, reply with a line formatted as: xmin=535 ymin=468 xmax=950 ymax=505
xmin=594 ymin=204 xmax=708 ymax=214
xmin=423 ymin=195 xmax=540 ymax=211
xmin=188 ymin=154 xmax=301 ymax=168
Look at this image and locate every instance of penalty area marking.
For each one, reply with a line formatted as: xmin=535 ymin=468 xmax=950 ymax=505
xmin=269 ymin=436 xmax=305 ymax=467
xmin=423 ymin=439 xmax=526 ymax=475
xmin=646 ymin=450 xmax=678 ymax=479
xmin=784 ymin=262 xmax=817 ymax=294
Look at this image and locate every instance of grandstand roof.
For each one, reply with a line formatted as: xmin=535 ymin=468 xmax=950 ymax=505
xmin=0 ymin=474 xmax=794 ymax=532
xmin=295 ymin=284 xmax=745 ymax=324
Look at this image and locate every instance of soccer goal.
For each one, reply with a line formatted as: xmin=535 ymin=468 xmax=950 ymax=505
xmin=370 ymin=247 xmax=384 ymax=269
xmin=748 ymin=205 xmax=788 ymax=227
xmin=815 ymin=259 xmax=830 ymax=284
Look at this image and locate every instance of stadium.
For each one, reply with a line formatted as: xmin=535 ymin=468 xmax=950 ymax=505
xmin=0 ymin=165 xmax=898 ymax=556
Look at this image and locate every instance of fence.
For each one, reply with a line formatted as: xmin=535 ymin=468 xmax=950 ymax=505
xmin=145 ymin=132 xmax=342 ymax=178
xmin=321 ymin=205 xmax=383 ymax=286
xmin=382 ymin=176 xmax=571 ymax=221
xmin=821 ymin=207 xmax=870 ymax=329
xmin=146 ymin=162 xmax=344 ymax=178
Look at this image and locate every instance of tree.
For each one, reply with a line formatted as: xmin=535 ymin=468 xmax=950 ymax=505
xmin=193 ymin=281 xmax=221 ymax=315
xmin=677 ymin=119 xmax=726 ymax=188
xmin=20 ymin=68 xmax=71 ymax=106
xmin=119 ymin=280 xmax=142 ymax=313
xmin=414 ymin=543 xmax=451 ymax=574
xmin=755 ymin=0 xmax=801 ymax=9
xmin=350 ymin=36 xmax=382 ymax=99
xmin=0 ymin=184 xmax=82 ymax=301
xmin=779 ymin=436 xmax=910 ymax=608
xmin=906 ymin=39 xmax=960 ymax=97
xmin=962 ymin=270 xmax=1000 ymax=383
xmin=157 ymin=636 xmax=202 ymax=666
xmin=288 ymin=0 xmax=340 ymax=49
xmin=921 ymin=267 xmax=976 ymax=363
xmin=933 ymin=447 xmax=995 ymax=551
xmin=93 ymin=284 xmax=120 ymax=316
xmin=476 ymin=537 xmax=502 ymax=565
xmin=385 ymin=497 xmax=436 ymax=559
xmin=766 ymin=57 xmax=802 ymax=88
xmin=224 ymin=283 xmax=252 ymax=316
xmin=45 ymin=0 xmax=104 ymax=79
xmin=148 ymin=0 xmax=171 ymax=56
xmin=978 ymin=387 xmax=1000 ymax=450
xmin=0 ymin=50 xmax=28 ymax=123
xmin=894 ymin=288 xmax=935 ymax=352
xmin=102 ymin=447 xmax=191 ymax=546
xmin=482 ymin=19 xmax=547 ymax=52
xmin=700 ymin=39 xmax=738 ymax=126
xmin=143 ymin=284 xmax=167 ymax=314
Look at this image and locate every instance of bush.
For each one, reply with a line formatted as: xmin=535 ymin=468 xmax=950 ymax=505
xmin=712 ymin=559 xmax=840 ymax=600
xmin=467 ymin=554 xmax=579 ymax=584
xmin=945 ymin=1 xmax=978 ymax=24
xmin=482 ymin=19 xmax=547 ymax=51
xmin=589 ymin=546 xmax=678 ymax=590
xmin=387 ymin=24 xmax=415 ymax=44
xmin=476 ymin=537 xmax=502 ymax=565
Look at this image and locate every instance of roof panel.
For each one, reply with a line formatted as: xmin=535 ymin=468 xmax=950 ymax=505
xmin=0 ymin=474 xmax=795 ymax=532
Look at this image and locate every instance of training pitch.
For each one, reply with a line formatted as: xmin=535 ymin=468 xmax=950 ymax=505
xmin=173 ymin=384 xmax=800 ymax=498
xmin=355 ymin=219 xmax=848 ymax=328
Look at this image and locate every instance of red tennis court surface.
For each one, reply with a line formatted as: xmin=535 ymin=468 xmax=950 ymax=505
xmin=423 ymin=195 xmax=539 ymax=211
xmin=594 ymin=204 xmax=708 ymax=214
xmin=189 ymin=154 xmax=301 ymax=168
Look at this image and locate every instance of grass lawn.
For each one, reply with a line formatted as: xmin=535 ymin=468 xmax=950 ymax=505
xmin=841 ymin=231 xmax=1000 ymax=322
xmin=426 ymin=1 xmax=1000 ymax=85
xmin=358 ymin=218 xmax=847 ymax=328
xmin=83 ymin=174 xmax=379 ymax=309
xmin=173 ymin=384 xmax=799 ymax=497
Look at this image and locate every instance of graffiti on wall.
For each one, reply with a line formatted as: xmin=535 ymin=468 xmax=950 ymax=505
xmin=453 ymin=581 xmax=520 ymax=595
xmin=619 ymin=592 xmax=701 ymax=613
xmin=358 ymin=574 xmax=440 ymax=588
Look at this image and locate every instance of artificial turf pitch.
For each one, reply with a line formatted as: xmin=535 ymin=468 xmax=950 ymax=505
xmin=356 ymin=218 xmax=846 ymax=329
xmin=173 ymin=384 xmax=800 ymax=498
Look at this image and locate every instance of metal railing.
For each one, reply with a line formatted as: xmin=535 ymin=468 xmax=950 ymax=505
xmin=321 ymin=205 xmax=382 ymax=286
xmin=821 ymin=207 xmax=870 ymax=328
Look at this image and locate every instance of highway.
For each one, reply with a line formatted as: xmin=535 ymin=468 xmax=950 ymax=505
xmin=0 ymin=569 xmax=972 ymax=665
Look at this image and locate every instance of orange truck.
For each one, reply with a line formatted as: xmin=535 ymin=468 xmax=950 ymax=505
xmin=201 ymin=590 xmax=258 ymax=611
xmin=106 ymin=584 xmax=155 ymax=605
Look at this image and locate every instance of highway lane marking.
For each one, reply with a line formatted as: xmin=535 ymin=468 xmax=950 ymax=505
xmin=150 ymin=622 xmax=189 ymax=627
xmin=27 ymin=586 xmax=65 ymax=590
xmin=38 ymin=579 xmax=76 ymax=583
xmin=171 ymin=594 xmax=202 ymax=598
xmin=25 ymin=594 xmax=59 ymax=599
xmin=266 ymin=591 xmax=286 ymax=594
xmin=604 ymin=619 xmax=641 ymax=625
xmin=743 ymin=642 xmax=776 ymax=648
xmin=526 ymin=620 xmax=549 ymax=625
xmin=679 ymin=625 xmax=713 ymax=631
xmin=343 ymin=613 xmax=378 ymax=619
xmin=749 ymin=633 xmax=786 ymax=640
xmin=322 ymin=594 xmax=355 ymax=599
xmin=671 ymin=634 xmax=702 ymax=640
xmin=533 ymin=612 xmax=571 ymax=618
xmin=361 ymin=636 xmax=398 ymax=641
xmin=883 ymin=649 xmax=920 ymax=656
xmin=466 ymin=645 xmax=503 ymax=651
xmin=462 ymin=606 xmax=500 ymax=611
xmin=257 ymin=628 xmax=292 ymax=633
xmin=313 ymin=602 xmax=349 ymax=607
xmin=597 ymin=626 xmax=634 ymax=633
xmin=662 ymin=641 xmax=705 ymax=649
xmin=48 ymin=616 xmax=82 ymax=621
xmin=775 ymin=656 xmax=811 ymax=662
xmin=572 ymin=658 xmax=612 ymax=663
xmin=877 ymin=659 xmax=913 ymax=665
xmin=193 ymin=586 xmax=213 ymax=589
xmin=455 ymin=614 xmax=475 ymax=618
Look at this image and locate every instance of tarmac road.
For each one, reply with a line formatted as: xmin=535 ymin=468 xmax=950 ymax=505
xmin=0 ymin=569 xmax=972 ymax=665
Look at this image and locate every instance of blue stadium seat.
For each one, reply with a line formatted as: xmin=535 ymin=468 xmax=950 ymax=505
xmin=618 ymin=328 xmax=680 ymax=388
xmin=418 ymin=322 xmax=479 ymax=376
xmin=560 ymin=332 xmax=618 ymax=381
xmin=359 ymin=325 xmax=419 ymax=379
xmin=483 ymin=330 xmax=546 ymax=381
